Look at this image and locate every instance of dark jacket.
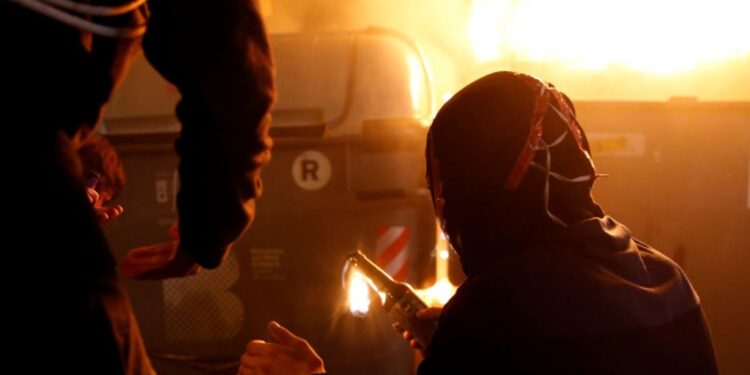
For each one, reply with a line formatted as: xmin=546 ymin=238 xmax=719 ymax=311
xmin=419 ymin=217 xmax=718 ymax=374
xmin=4 ymin=0 xmax=273 ymax=373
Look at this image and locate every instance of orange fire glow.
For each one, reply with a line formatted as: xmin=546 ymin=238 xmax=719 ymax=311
xmin=415 ymin=230 xmax=457 ymax=307
xmin=347 ymin=270 xmax=374 ymax=316
xmin=346 ymin=227 xmax=458 ymax=317
xmin=468 ymin=0 xmax=750 ymax=74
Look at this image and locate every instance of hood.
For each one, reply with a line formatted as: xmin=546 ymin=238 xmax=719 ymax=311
xmin=427 ymin=71 xmax=603 ymax=275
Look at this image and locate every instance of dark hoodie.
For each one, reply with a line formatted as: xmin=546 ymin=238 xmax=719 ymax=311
xmin=421 ymin=72 xmax=717 ymax=374
xmin=419 ymin=217 xmax=717 ymax=374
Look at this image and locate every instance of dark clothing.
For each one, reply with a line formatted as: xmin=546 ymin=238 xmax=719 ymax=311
xmin=419 ymin=217 xmax=718 ymax=374
xmin=4 ymin=0 xmax=273 ymax=373
xmin=142 ymin=0 xmax=274 ymax=267
xmin=12 ymin=132 xmax=155 ymax=375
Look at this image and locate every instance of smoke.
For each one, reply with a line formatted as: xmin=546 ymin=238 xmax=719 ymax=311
xmin=263 ymin=0 xmax=750 ymax=102
xmin=264 ymin=0 xmax=471 ymax=103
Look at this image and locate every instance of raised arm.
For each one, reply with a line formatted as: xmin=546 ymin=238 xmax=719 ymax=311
xmin=139 ymin=0 xmax=275 ymax=273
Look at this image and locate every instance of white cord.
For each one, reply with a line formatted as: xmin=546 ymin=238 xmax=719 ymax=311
xmin=42 ymin=0 xmax=146 ymax=17
xmin=548 ymin=101 xmax=572 ymax=123
xmin=9 ymin=0 xmax=146 ymax=38
xmin=539 ymin=141 xmax=569 ymax=227
xmin=532 ymin=130 xmax=596 ymax=227
xmin=531 ymin=161 xmax=592 ymax=184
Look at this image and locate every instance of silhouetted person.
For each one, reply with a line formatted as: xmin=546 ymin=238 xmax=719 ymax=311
xmin=4 ymin=0 xmax=274 ymax=373
xmin=418 ymin=71 xmax=718 ymax=374
xmin=237 ymin=72 xmax=718 ymax=375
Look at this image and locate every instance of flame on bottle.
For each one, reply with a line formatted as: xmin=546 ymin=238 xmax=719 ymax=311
xmin=347 ymin=270 xmax=373 ymax=317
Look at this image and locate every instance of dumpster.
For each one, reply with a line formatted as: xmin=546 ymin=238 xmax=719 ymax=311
xmin=103 ymin=28 xmax=442 ymax=375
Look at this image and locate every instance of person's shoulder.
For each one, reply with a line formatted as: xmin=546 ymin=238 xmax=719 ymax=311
xmin=439 ymin=255 xmax=544 ymax=328
xmin=633 ymin=238 xmax=686 ymax=273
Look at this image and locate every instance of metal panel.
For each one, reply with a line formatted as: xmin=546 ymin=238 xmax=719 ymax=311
xmin=578 ymin=101 xmax=750 ymax=375
xmin=105 ymin=130 xmax=435 ymax=375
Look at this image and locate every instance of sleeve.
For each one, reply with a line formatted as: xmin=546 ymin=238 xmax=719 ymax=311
xmin=417 ymin=278 xmax=521 ymax=374
xmin=141 ymin=0 xmax=275 ymax=268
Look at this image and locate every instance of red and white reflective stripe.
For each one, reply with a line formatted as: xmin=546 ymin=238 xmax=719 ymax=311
xmin=375 ymin=226 xmax=411 ymax=282
xmin=504 ymin=75 xmax=549 ymax=190
xmin=547 ymin=88 xmax=585 ymax=149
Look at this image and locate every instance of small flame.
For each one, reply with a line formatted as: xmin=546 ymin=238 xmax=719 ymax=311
xmin=415 ymin=223 xmax=458 ymax=307
xmin=416 ymin=278 xmax=457 ymax=307
xmin=348 ymin=270 xmax=372 ymax=317
xmin=346 ymin=224 xmax=457 ymax=316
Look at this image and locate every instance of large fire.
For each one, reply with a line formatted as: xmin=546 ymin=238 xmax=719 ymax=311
xmin=468 ymin=0 xmax=750 ymax=74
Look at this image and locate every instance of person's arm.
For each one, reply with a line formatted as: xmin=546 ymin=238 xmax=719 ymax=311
xmin=239 ymin=321 xmax=326 ymax=375
xmin=135 ymin=0 xmax=275 ymax=274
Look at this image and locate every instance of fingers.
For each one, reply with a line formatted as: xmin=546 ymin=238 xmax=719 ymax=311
xmin=168 ymin=222 xmax=180 ymax=240
xmin=268 ymin=321 xmax=306 ymax=348
xmin=402 ymin=329 xmax=412 ymax=342
xmin=86 ymin=188 xmax=99 ymax=204
xmin=239 ymin=351 xmax=270 ymax=375
xmin=96 ymin=205 xmax=124 ymax=223
xmin=240 ymin=340 xmax=304 ymax=374
xmin=119 ymin=242 xmax=200 ymax=280
xmin=402 ymin=330 xmax=421 ymax=349
xmin=110 ymin=204 xmax=124 ymax=217
xmin=125 ymin=242 xmax=178 ymax=260
xmin=416 ymin=307 xmax=443 ymax=320
xmin=392 ymin=322 xmax=424 ymax=351
xmin=245 ymin=340 xmax=271 ymax=356
xmin=243 ymin=340 xmax=284 ymax=365
xmin=95 ymin=209 xmax=110 ymax=223
xmin=119 ymin=241 xmax=179 ymax=278
xmin=240 ymin=326 xmax=326 ymax=375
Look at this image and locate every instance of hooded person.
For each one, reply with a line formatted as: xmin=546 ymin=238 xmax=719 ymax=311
xmin=4 ymin=0 xmax=274 ymax=373
xmin=234 ymin=71 xmax=719 ymax=375
xmin=418 ymin=71 xmax=718 ymax=374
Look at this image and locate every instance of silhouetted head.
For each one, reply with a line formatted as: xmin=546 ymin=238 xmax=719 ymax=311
xmin=426 ymin=71 xmax=603 ymax=275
